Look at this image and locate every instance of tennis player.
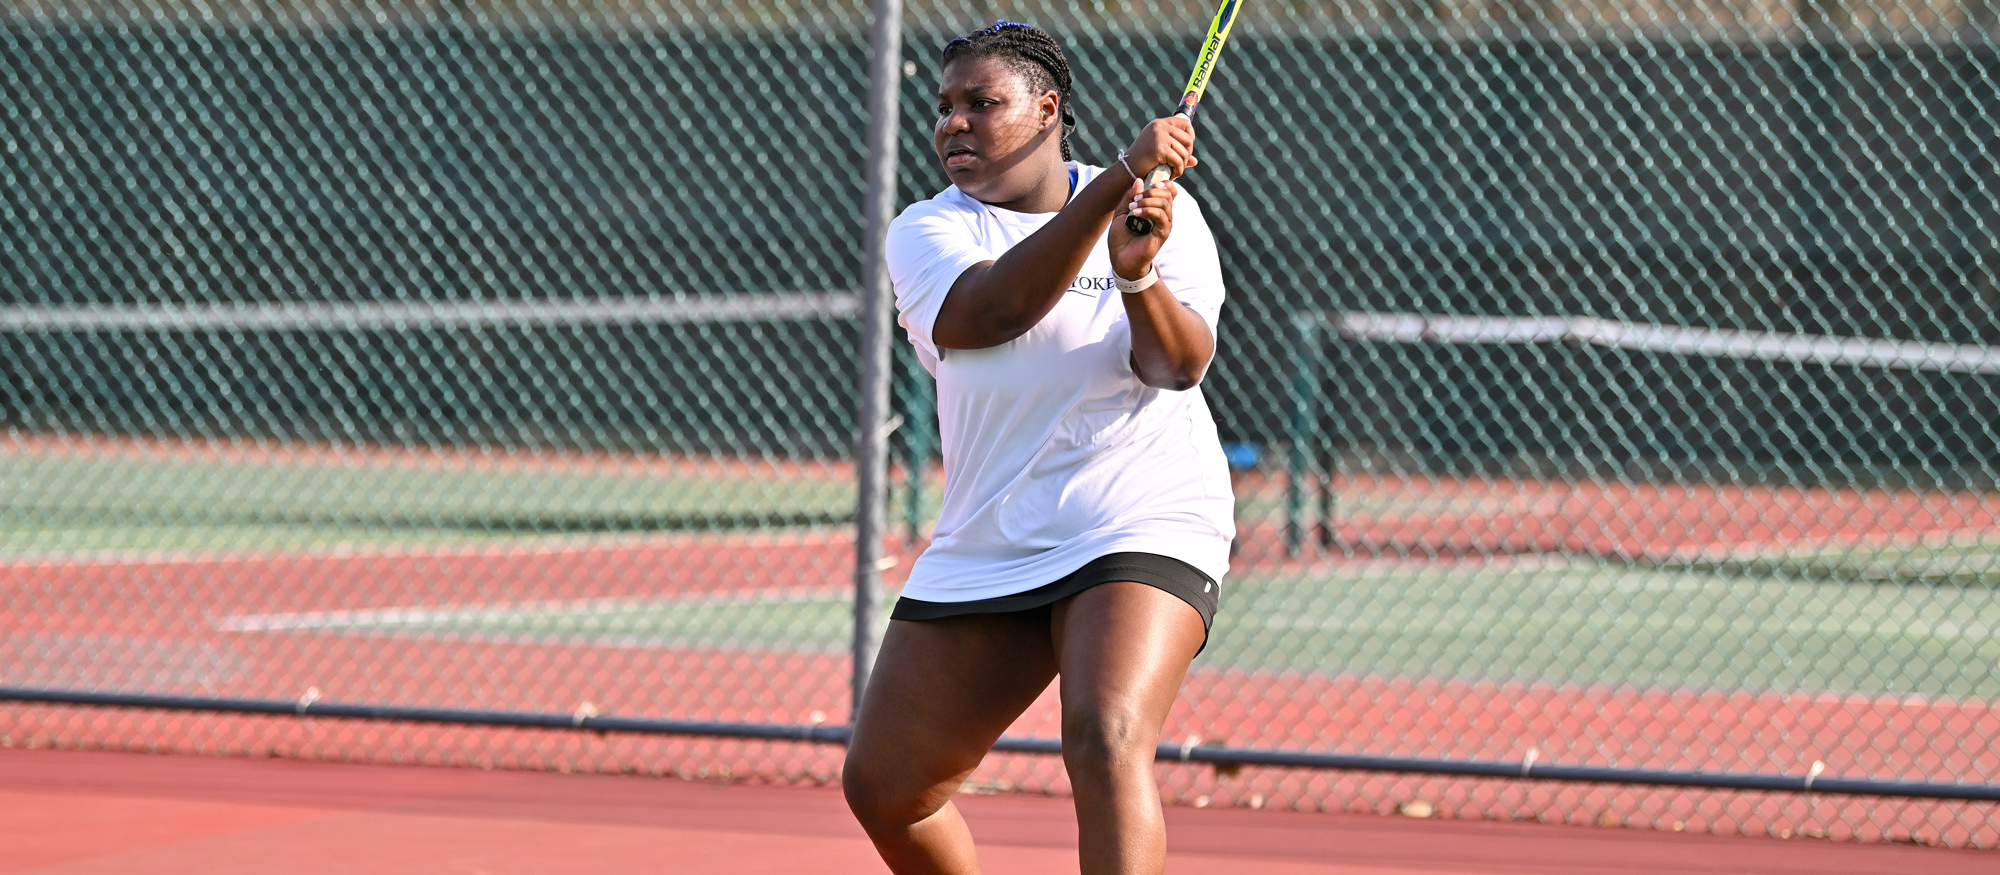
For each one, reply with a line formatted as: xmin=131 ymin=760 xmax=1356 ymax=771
xmin=842 ymin=21 xmax=1232 ymax=875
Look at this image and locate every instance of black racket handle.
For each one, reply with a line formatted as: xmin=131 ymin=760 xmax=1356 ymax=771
xmin=1123 ymin=163 xmax=1175 ymax=235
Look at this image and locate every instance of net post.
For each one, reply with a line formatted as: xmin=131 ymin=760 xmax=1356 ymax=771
xmin=1286 ymin=311 xmax=1322 ymax=559
xmin=852 ymin=0 xmax=904 ymax=713
xmin=1317 ymin=316 xmax=1339 ymax=550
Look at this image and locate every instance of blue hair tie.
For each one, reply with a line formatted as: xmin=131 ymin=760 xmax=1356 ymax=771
xmin=946 ymin=21 xmax=1033 ymax=49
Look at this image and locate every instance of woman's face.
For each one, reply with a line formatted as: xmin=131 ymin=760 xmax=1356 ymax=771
xmin=933 ymin=55 xmax=1062 ymax=204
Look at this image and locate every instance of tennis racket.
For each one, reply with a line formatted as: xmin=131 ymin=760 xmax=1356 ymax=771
xmin=1126 ymin=0 xmax=1245 ymax=236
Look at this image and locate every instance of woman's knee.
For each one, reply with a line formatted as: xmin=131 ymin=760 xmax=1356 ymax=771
xmin=842 ymin=747 xmax=956 ymax=832
xmin=1061 ymin=701 xmax=1160 ymax=777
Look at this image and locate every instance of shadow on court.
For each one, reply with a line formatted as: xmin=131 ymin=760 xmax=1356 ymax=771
xmin=2 ymin=748 xmax=1991 ymax=874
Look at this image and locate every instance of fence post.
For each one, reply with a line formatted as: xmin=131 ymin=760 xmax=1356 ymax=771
xmin=1286 ymin=312 xmax=1321 ymax=559
xmin=1318 ymin=314 xmax=1340 ymax=551
xmin=898 ymin=344 xmax=936 ymax=544
xmin=852 ymin=0 xmax=904 ymax=713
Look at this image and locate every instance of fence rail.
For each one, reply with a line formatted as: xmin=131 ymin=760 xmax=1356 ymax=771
xmin=0 ymin=294 xmax=861 ymax=332
xmin=11 ymin=686 xmax=1999 ymax=803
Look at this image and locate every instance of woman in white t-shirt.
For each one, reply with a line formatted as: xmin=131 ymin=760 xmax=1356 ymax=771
xmin=843 ymin=21 xmax=1233 ymax=874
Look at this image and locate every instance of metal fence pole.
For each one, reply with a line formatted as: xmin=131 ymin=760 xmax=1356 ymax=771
xmin=1285 ymin=312 xmax=1321 ymax=559
xmin=852 ymin=0 xmax=904 ymax=711
xmin=897 ymin=344 xmax=936 ymax=544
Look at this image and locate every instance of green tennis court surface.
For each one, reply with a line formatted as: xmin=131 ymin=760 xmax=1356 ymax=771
xmin=1214 ymin=553 xmax=2000 ymax=698
xmin=217 ymin=542 xmax=2000 ymax=700
xmin=0 ymin=446 xmax=860 ymax=554
xmin=1647 ymin=539 xmax=2000 ymax=584
xmin=0 ymin=441 xmax=1595 ymax=557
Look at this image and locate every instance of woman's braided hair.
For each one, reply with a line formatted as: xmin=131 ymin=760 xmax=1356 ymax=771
xmin=942 ymin=21 xmax=1077 ymax=160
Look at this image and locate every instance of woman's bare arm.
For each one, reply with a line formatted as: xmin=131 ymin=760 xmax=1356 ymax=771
xmin=932 ymin=119 xmax=1194 ymax=350
xmin=1111 ymin=180 xmax=1214 ymax=390
xmin=1123 ymin=278 xmax=1214 ymax=390
xmin=931 ymin=168 xmax=1129 ymax=350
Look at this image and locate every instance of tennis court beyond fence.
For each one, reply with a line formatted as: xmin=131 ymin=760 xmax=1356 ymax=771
xmin=3 ymin=0 xmax=1998 ymax=852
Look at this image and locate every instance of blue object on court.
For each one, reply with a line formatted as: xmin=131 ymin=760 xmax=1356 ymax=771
xmin=1221 ymin=442 xmax=1261 ymax=470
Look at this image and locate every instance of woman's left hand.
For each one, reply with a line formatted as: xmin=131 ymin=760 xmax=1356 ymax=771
xmin=1108 ymin=178 xmax=1176 ymax=282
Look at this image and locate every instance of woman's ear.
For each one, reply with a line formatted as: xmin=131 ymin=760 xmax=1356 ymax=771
xmin=1040 ymin=90 xmax=1061 ymax=131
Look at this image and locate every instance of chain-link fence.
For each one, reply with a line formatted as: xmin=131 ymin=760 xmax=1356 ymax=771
xmin=4 ymin=0 xmax=1998 ymax=851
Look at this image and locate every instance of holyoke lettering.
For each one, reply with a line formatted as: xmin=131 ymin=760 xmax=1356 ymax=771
xmin=1069 ymin=276 xmax=1117 ymax=297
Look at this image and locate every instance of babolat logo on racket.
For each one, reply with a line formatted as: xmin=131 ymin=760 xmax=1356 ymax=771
xmin=1167 ymin=0 xmax=1241 ymax=121
xmin=1132 ymin=0 xmax=1244 ymax=236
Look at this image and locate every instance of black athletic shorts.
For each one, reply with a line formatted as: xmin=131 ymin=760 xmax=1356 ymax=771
xmin=890 ymin=551 xmax=1219 ymax=642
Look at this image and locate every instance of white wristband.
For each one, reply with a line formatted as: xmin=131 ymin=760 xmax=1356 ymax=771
xmin=1114 ymin=265 xmax=1158 ymax=295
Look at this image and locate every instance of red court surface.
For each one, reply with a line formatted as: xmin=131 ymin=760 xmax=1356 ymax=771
xmin=2 ymin=748 xmax=1991 ymax=874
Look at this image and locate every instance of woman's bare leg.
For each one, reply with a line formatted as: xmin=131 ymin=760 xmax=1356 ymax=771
xmin=1051 ymin=582 xmax=1207 ymax=875
xmin=843 ymin=613 xmax=1060 ymax=874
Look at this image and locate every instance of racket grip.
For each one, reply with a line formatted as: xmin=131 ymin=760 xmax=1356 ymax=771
xmin=1123 ymin=164 xmax=1175 ymax=236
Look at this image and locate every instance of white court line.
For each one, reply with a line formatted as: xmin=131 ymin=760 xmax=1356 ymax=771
xmin=214 ymin=586 xmax=849 ymax=633
xmin=1336 ymin=312 xmax=2000 ymax=375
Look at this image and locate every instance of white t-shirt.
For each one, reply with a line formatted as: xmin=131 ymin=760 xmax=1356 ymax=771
xmin=887 ymin=162 xmax=1235 ymax=603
